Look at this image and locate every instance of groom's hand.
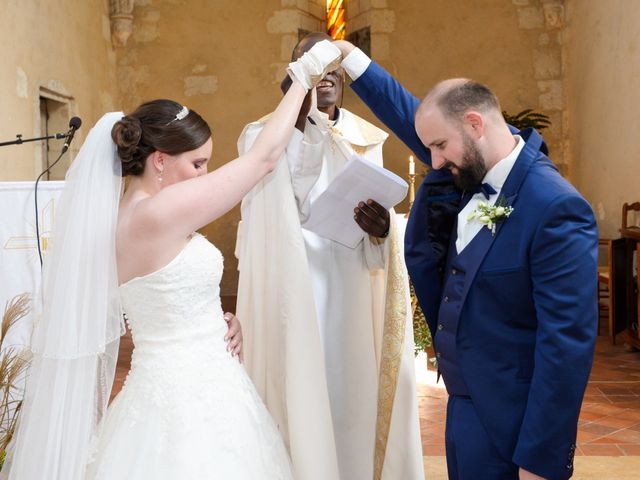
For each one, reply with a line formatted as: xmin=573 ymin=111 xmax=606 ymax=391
xmin=332 ymin=40 xmax=356 ymax=58
xmin=223 ymin=312 xmax=244 ymax=363
xmin=354 ymin=199 xmax=390 ymax=238
xmin=519 ymin=468 xmax=546 ymax=480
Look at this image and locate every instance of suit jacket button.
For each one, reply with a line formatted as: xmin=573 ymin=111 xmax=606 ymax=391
xmin=443 ymin=296 xmax=449 ymax=303
xmin=437 ymin=352 xmax=442 ymax=359
xmin=438 ymin=324 xmax=444 ymax=331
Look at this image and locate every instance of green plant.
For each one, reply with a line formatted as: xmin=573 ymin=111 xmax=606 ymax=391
xmin=502 ymin=109 xmax=551 ymax=131
xmin=411 ymin=282 xmax=432 ymax=356
xmin=0 ymin=294 xmax=32 ymax=471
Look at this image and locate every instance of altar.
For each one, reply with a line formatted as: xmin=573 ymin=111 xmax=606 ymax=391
xmin=0 ymin=181 xmax=64 ymax=347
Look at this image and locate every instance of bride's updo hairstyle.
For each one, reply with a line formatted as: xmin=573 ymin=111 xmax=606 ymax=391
xmin=111 ymin=99 xmax=211 ymax=176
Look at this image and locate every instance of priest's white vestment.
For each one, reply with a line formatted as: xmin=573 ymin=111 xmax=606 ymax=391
xmin=236 ymin=107 xmax=424 ymax=480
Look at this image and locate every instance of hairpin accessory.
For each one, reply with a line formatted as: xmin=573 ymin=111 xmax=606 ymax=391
xmin=167 ymin=105 xmax=189 ymax=125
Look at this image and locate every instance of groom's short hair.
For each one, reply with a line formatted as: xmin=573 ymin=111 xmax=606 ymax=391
xmin=420 ymin=79 xmax=502 ymax=124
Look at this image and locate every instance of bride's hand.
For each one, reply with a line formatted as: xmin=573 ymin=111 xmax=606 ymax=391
xmin=224 ymin=312 xmax=244 ymax=363
xmin=286 ymin=40 xmax=342 ymax=91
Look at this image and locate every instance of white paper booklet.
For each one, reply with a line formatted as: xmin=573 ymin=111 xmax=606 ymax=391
xmin=302 ymin=155 xmax=409 ymax=248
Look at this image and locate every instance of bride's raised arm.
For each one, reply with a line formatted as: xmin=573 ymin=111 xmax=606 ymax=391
xmin=134 ymin=40 xmax=341 ymax=239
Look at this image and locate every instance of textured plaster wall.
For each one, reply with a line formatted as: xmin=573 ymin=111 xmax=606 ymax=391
xmin=565 ymin=0 xmax=640 ymax=238
xmin=0 ymin=0 xmax=118 ymax=180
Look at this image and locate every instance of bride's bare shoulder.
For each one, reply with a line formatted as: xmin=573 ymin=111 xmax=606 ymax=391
xmin=116 ymin=190 xmax=192 ymax=283
xmin=118 ymin=189 xmax=163 ymax=237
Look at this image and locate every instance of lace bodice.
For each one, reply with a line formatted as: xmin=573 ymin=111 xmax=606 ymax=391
xmin=119 ymin=233 xmax=226 ymax=352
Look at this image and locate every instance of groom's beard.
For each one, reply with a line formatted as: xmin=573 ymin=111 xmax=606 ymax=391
xmin=449 ymin=135 xmax=487 ymax=191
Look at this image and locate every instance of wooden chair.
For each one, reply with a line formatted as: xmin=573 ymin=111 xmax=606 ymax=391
xmin=615 ymin=202 xmax=640 ymax=346
xmin=637 ymin=243 xmax=640 ymax=332
xmin=622 ymin=202 xmax=640 ymax=230
xmin=598 ymin=239 xmax=616 ymax=343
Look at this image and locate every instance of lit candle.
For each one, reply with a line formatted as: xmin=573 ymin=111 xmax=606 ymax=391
xmin=409 ymin=155 xmax=415 ymax=175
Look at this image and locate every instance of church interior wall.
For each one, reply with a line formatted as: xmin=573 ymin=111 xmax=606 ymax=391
xmin=564 ymin=0 xmax=640 ymax=239
xmin=0 ymin=0 xmax=118 ymax=181
xmin=1 ymin=0 xmax=637 ymax=293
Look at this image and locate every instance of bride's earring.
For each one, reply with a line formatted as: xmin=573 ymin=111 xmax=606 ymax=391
xmin=156 ymin=153 xmax=164 ymax=184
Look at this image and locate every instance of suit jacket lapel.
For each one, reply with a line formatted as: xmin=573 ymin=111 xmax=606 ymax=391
xmin=457 ymin=128 xmax=543 ymax=305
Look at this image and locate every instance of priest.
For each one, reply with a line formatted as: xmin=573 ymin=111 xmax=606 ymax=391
xmin=235 ymin=32 xmax=424 ymax=480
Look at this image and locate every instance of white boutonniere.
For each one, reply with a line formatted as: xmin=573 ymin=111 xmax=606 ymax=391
xmin=467 ymin=198 xmax=514 ymax=236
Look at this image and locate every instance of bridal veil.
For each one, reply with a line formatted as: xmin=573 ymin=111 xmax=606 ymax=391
xmin=2 ymin=112 xmax=125 ymax=480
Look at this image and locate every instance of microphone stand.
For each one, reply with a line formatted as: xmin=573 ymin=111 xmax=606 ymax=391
xmin=0 ymin=132 xmax=68 ymax=147
xmin=1 ymin=123 xmax=80 ymax=267
xmin=33 ymin=124 xmax=79 ymax=267
xmin=34 ymin=148 xmax=69 ymax=268
xmin=1 ymin=133 xmax=70 ymax=266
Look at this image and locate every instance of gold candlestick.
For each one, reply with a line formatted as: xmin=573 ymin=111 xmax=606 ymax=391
xmin=407 ymin=155 xmax=416 ymax=217
xmin=407 ymin=172 xmax=416 ymax=216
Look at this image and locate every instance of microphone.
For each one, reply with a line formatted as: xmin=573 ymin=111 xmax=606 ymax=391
xmin=61 ymin=116 xmax=82 ymax=154
xmin=34 ymin=116 xmax=82 ymax=267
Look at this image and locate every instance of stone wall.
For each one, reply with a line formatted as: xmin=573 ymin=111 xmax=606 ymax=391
xmin=0 ymin=0 xmax=118 ymax=180
xmin=564 ymin=0 xmax=640 ymax=238
xmin=266 ymin=0 xmax=326 ymax=80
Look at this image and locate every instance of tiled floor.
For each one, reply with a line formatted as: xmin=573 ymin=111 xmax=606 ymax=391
xmin=417 ymin=337 xmax=640 ymax=457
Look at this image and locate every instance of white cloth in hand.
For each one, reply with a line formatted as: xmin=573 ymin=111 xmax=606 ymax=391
xmin=287 ymin=40 xmax=342 ymax=91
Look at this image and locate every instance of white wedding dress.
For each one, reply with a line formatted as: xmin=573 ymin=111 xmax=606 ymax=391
xmin=86 ymin=234 xmax=293 ymax=479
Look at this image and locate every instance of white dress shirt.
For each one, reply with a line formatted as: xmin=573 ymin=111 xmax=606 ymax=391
xmin=456 ymin=135 xmax=525 ymax=253
xmin=341 ymin=47 xmax=371 ymax=81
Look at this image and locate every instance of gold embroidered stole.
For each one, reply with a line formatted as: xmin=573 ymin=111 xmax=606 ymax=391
xmin=373 ymin=217 xmax=408 ymax=479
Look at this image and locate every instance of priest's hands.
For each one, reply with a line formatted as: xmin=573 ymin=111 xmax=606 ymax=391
xmin=223 ymin=312 xmax=243 ymax=363
xmin=354 ymin=199 xmax=390 ymax=238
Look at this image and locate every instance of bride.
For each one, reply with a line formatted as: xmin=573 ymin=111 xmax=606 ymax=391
xmin=2 ymin=41 xmax=341 ymax=479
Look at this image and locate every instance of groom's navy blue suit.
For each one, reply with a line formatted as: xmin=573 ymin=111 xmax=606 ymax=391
xmin=351 ymin=62 xmax=598 ymax=480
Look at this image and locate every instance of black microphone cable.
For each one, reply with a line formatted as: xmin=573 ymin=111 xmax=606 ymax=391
xmin=35 ymin=117 xmax=82 ymax=267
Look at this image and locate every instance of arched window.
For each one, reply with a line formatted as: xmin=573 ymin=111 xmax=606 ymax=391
xmin=327 ymin=0 xmax=346 ymax=40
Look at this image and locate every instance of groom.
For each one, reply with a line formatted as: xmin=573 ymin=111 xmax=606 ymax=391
xmin=335 ymin=41 xmax=598 ymax=480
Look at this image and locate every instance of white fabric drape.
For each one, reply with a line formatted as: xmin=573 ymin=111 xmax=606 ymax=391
xmin=2 ymin=112 xmax=125 ymax=480
xmin=236 ymin=109 xmax=424 ymax=480
xmin=236 ymin=127 xmax=340 ymax=480
xmin=0 ymin=181 xmax=64 ymax=349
